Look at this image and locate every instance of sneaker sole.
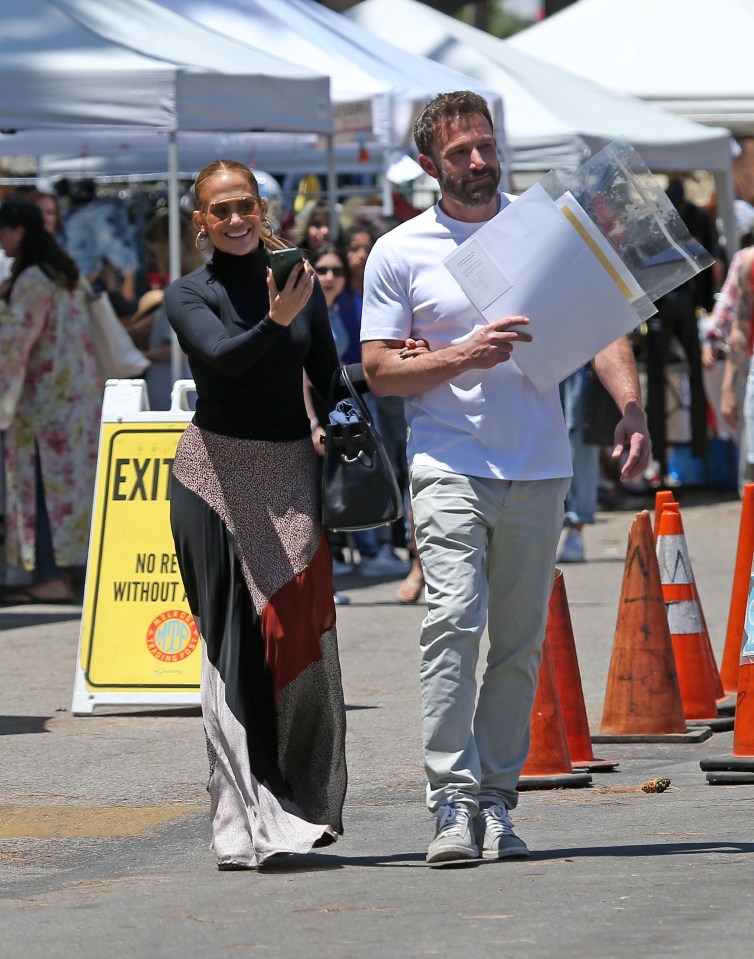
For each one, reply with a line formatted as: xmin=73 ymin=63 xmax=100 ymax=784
xmin=426 ymin=845 xmax=480 ymax=867
xmin=428 ymin=854 xmax=480 ymax=868
xmin=480 ymin=848 xmax=531 ymax=861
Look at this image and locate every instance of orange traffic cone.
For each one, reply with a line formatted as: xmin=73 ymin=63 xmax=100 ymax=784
xmin=719 ymin=484 xmax=754 ymax=695
xmin=655 ymin=496 xmax=728 ymax=709
xmin=653 ymin=489 xmax=675 ymax=540
xmin=517 ymin=636 xmax=592 ymax=790
xmin=546 ymin=569 xmax=618 ymax=771
xmin=595 ymin=511 xmax=711 ymax=743
xmin=656 ymin=503 xmax=730 ymax=729
xmin=733 ymin=658 xmax=754 ymax=756
xmin=701 ymin=571 xmax=754 ymax=783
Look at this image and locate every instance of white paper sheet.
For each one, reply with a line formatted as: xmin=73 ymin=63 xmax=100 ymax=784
xmin=443 ymin=183 xmax=647 ymax=393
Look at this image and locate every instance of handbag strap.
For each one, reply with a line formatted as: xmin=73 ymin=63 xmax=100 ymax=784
xmin=329 ymin=365 xmax=373 ymax=424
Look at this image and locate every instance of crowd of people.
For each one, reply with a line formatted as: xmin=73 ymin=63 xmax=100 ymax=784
xmin=0 ymin=87 xmax=752 ymax=871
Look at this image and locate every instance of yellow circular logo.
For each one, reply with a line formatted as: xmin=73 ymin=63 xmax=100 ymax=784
xmin=146 ymin=610 xmax=199 ymax=662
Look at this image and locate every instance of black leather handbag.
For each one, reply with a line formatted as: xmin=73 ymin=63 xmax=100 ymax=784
xmin=321 ymin=366 xmax=404 ymax=532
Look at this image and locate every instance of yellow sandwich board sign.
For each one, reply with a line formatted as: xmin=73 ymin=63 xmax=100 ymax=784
xmin=72 ymin=380 xmax=201 ymax=714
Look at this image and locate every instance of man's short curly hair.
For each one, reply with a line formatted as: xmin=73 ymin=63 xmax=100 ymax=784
xmin=413 ymin=91 xmax=493 ymax=160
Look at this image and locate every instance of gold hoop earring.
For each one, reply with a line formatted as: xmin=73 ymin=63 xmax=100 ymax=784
xmin=195 ymin=231 xmax=209 ymax=252
xmin=260 ymin=216 xmax=273 ymax=238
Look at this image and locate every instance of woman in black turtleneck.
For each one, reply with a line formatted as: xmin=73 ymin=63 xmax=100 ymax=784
xmin=164 ymin=160 xmax=346 ymax=871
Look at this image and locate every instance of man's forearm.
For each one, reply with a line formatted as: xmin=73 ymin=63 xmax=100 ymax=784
xmin=724 ymin=322 xmax=750 ymax=382
xmin=362 ymin=339 xmax=471 ymax=396
xmin=592 ymin=336 xmax=643 ymax=414
xmin=592 ymin=335 xmax=652 ymax=478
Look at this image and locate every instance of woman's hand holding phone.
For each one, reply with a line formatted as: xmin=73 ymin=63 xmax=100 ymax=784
xmin=267 ymin=248 xmax=315 ymax=327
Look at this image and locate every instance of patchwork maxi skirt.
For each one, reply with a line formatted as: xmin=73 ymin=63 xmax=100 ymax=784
xmin=170 ymin=423 xmax=347 ymax=868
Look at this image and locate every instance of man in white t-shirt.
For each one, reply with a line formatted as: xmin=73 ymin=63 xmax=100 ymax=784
xmin=361 ymin=91 xmax=651 ymax=867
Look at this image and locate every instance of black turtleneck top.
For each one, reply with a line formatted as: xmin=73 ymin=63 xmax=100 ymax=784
xmin=164 ymin=244 xmax=339 ymax=441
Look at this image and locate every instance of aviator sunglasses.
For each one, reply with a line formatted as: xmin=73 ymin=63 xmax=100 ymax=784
xmin=206 ymin=195 xmax=260 ymax=220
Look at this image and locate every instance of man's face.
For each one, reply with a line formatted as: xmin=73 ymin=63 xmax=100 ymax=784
xmin=423 ymin=113 xmax=500 ymax=209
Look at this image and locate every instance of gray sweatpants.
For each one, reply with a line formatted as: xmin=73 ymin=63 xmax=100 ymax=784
xmin=410 ymin=464 xmax=569 ymax=814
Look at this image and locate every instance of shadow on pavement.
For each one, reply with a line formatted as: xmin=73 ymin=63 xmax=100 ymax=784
xmin=0 ymin=610 xmax=81 ymax=629
xmin=531 ymin=840 xmax=754 ymax=860
xmin=0 ymin=715 xmax=51 ymax=735
xmin=92 ymin=707 xmax=202 ymax=718
xmin=322 ymin=852 xmax=436 ymax=869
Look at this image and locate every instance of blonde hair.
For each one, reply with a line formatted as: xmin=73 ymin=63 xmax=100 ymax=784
xmin=194 ymin=159 xmax=289 ymax=252
xmin=294 ymin=198 xmax=330 ymax=249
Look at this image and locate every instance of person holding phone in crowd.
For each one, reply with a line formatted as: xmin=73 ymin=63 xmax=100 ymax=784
xmin=164 ymin=160 xmax=347 ymax=870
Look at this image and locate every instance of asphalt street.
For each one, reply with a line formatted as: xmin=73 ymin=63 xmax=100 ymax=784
xmin=1 ymin=487 xmax=753 ymax=958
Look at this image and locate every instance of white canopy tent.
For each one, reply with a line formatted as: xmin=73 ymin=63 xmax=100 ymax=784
xmin=508 ymin=0 xmax=754 ymax=136
xmin=2 ymin=0 xmax=506 ymax=213
xmin=150 ymin=0 xmax=508 ymax=203
xmin=1 ymin=0 xmax=331 ymax=133
xmin=1 ymin=0 xmax=335 ymax=378
xmin=2 ymin=0 xmax=335 ymax=263
xmin=346 ymin=0 xmax=738 ymax=253
xmin=155 ymin=0 xmax=503 ymax=147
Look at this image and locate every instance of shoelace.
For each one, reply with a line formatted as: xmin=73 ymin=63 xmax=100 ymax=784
xmin=435 ymin=805 xmax=470 ymax=836
xmin=480 ymin=805 xmax=515 ymax=838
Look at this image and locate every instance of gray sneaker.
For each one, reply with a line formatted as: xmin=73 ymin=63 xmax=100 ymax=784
xmin=475 ymin=804 xmax=530 ymax=860
xmin=426 ymin=805 xmax=479 ymax=866
xmin=556 ymin=527 xmax=585 ymax=563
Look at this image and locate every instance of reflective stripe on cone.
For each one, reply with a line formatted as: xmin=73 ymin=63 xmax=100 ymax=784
xmin=656 ymin=505 xmax=718 ymax=720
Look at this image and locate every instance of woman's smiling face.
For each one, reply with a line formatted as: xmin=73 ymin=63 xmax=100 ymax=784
xmin=194 ymin=170 xmax=263 ymax=257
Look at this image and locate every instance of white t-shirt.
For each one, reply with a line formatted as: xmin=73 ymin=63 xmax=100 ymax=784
xmin=361 ymin=194 xmax=572 ymax=481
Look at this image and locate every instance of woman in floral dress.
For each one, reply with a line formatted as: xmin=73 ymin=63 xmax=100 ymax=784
xmin=0 ymin=198 xmax=101 ymax=605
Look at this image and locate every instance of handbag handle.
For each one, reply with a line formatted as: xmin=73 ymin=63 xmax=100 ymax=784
xmin=329 ymin=364 xmax=373 ymax=424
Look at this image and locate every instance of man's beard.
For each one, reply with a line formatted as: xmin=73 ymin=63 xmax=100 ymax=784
xmin=438 ymin=164 xmax=500 ymax=206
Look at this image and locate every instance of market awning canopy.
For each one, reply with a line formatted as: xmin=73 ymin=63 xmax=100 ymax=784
xmin=0 ymin=0 xmax=332 ymax=133
xmin=153 ymin=0 xmax=505 ymax=151
xmin=508 ymin=0 xmax=754 ymax=136
xmin=346 ymin=0 xmax=736 ymax=173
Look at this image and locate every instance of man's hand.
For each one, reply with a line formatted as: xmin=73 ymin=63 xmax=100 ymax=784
xmin=399 ymin=337 xmax=431 ymax=359
xmin=464 ymin=317 xmax=532 ymax=368
xmin=612 ymin=401 xmax=652 ymax=480
xmin=700 ymin=342 xmax=718 ymax=370
xmin=720 ymin=383 xmax=740 ymax=431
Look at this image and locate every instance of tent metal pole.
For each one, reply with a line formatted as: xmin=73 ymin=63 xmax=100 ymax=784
xmin=168 ymin=130 xmax=183 ymax=384
xmin=326 ymin=133 xmax=338 ymax=243
xmin=381 ymin=157 xmax=394 ymax=218
xmin=713 ymin=169 xmax=738 ymax=260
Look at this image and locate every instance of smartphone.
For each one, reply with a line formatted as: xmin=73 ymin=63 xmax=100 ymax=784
xmin=270 ymin=247 xmax=304 ymax=289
